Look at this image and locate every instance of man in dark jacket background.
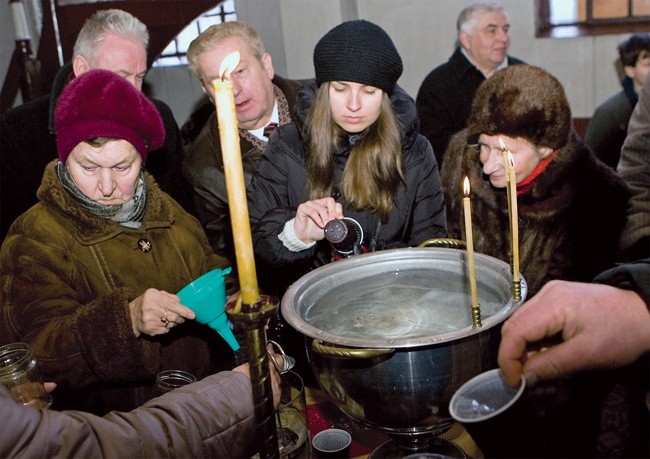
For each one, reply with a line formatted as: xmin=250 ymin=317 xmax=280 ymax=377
xmin=0 ymin=9 xmax=194 ymax=243
xmin=585 ymin=33 xmax=650 ymax=169
xmin=416 ymin=1 xmax=524 ymax=167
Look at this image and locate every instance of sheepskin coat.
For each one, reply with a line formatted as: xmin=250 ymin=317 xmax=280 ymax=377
xmin=441 ymin=129 xmax=630 ymax=296
xmin=0 ymin=161 xmax=233 ymax=415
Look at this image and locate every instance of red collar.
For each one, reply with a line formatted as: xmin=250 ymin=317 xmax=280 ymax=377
xmin=516 ymin=149 xmax=560 ymax=195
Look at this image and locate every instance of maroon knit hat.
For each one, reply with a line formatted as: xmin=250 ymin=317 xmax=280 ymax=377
xmin=54 ymin=69 xmax=165 ymax=164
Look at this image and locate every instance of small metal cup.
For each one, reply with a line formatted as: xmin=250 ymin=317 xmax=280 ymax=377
xmin=267 ymin=340 xmax=296 ymax=374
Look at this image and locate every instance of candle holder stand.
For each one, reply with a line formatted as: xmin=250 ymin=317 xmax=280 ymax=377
xmin=471 ymin=306 xmax=482 ymax=329
xmin=227 ymin=296 xmax=280 ymax=459
xmin=512 ymin=279 xmax=522 ymax=302
xmin=508 ymin=252 xmax=522 ymax=301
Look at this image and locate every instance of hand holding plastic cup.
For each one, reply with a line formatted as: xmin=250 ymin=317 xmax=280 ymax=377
xmin=177 ymin=267 xmax=239 ymax=351
xmin=449 ymin=368 xmax=531 ymax=458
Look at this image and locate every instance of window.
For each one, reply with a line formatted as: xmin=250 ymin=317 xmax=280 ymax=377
xmin=536 ymin=0 xmax=650 ymax=37
xmin=152 ymin=1 xmax=237 ymax=67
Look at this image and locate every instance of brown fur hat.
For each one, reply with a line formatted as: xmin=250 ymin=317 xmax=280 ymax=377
xmin=466 ymin=65 xmax=571 ymax=149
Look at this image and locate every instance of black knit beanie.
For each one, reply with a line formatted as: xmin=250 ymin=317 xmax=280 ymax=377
xmin=313 ymin=20 xmax=403 ymax=95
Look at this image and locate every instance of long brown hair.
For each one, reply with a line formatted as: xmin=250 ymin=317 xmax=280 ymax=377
xmin=305 ymin=83 xmax=404 ymax=222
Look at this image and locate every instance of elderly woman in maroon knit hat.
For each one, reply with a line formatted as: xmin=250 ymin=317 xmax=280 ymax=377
xmin=0 ymin=70 xmax=276 ymax=447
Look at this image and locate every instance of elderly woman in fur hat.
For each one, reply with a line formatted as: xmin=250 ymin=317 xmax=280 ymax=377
xmin=0 ymin=70 xmax=277 ymax=441
xmin=441 ymin=65 xmax=630 ymax=297
xmin=442 ymin=65 xmax=634 ymax=458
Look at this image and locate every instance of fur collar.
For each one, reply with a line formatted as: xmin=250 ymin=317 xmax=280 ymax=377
xmin=36 ymin=160 xmax=177 ymax=244
xmin=455 ymin=131 xmax=616 ymax=221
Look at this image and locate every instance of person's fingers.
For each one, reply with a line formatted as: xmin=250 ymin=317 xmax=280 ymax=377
xmin=160 ymin=293 xmax=195 ymax=320
xmin=520 ymin=336 xmax=593 ymax=382
xmin=498 ymin=283 xmax=569 ymax=386
xmin=44 ymin=382 xmax=57 ymax=393
xmin=299 ymin=202 xmax=330 ymax=228
xmin=268 ymin=362 xmax=282 ymax=407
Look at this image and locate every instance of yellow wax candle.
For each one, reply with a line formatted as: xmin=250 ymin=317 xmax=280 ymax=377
xmin=463 ymin=177 xmax=481 ymax=327
xmin=499 ymin=138 xmax=513 ymax=219
xmin=506 ymin=152 xmax=520 ymax=284
xmin=212 ymin=52 xmax=259 ymax=310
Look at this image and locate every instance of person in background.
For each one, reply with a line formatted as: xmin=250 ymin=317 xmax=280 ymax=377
xmin=499 ymin=259 xmax=650 ymax=458
xmin=585 ymin=33 xmax=650 ymax=168
xmin=248 ymin=19 xmax=447 ymax=297
xmin=0 ymin=9 xmax=195 ymax=245
xmin=441 ymin=65 xmax=630 ymax=297
xmin=2 ymin=362 xmax=283 ymax=458
xmin=416 ymin=1 xmax=524 ymax=168
xmin=0 ymin=69 xmax=236 ymax=416
xmin=182 ymin=21 xmax=304 ymax=262
xmin=618 ymin=73 xmax=650 ymax=263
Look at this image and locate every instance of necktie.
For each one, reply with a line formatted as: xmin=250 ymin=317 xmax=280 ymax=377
xmin=263 ymin=122 xmax=278 ymax=139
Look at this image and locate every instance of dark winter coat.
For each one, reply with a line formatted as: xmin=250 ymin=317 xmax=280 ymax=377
xmin=183 ymin=76 xmax=304 ymax=261
xmin=441 ymin=129 xmax=630 ymax=296
xmin=584 ymin=77 xmax=638 ymax=168
xmin=618 ymin=76 xmax=650 ymax=262
xmin=416 ymin=48 xmax=524 ymax=167
xmin=0 ymin=161 xmax=233 ymax=415
xmin=0 ymin=371 xmax=259 ymax=458
xmin=248 ymin=81 xmax=447 ymax=294
xmin=0 ymin=63 xmax=194 ymax=244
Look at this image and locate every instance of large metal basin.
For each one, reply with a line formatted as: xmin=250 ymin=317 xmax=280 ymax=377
xmin=281 ymin=247 xmax=526 ymax=436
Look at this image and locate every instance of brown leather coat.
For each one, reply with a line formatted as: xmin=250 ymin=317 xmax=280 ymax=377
xmin=0 ymin=161 xmax=233 ymax=415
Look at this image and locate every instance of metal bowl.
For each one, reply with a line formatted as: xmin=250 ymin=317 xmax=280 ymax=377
xmin=281 ymin=247 xmax=526 ymax=437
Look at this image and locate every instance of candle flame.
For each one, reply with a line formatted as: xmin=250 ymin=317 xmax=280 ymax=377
xmin=219 ymin=51 xmax=240 ymax=80
xmin=499 ymin=137 xmax=506 ymax=151
xmin=507 ymin=151 xmax=515 ymax=168
xmin=463 ymin=176 xmax=470 ymax=197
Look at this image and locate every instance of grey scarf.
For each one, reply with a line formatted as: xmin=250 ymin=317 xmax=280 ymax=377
xmin=56 ymin=162 xmax=148 ymax=229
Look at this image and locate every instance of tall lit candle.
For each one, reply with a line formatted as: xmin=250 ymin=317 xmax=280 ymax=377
xmin=506 ymin=152 xmax=520 ymax=284
xmin=212 ymin=52 xmax=260 ymax=311
xmin=463 ymin=177 xmax=481 ymax=328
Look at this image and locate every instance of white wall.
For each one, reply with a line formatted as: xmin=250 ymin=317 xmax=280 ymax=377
xmin=1 ymin=0 xmax=635 ymax=126
xmin=260 ymin=0 xmax=631 ymax=118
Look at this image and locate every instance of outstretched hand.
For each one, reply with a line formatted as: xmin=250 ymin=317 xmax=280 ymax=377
xmin=498 ymin=280 xmax=650 ymax=388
